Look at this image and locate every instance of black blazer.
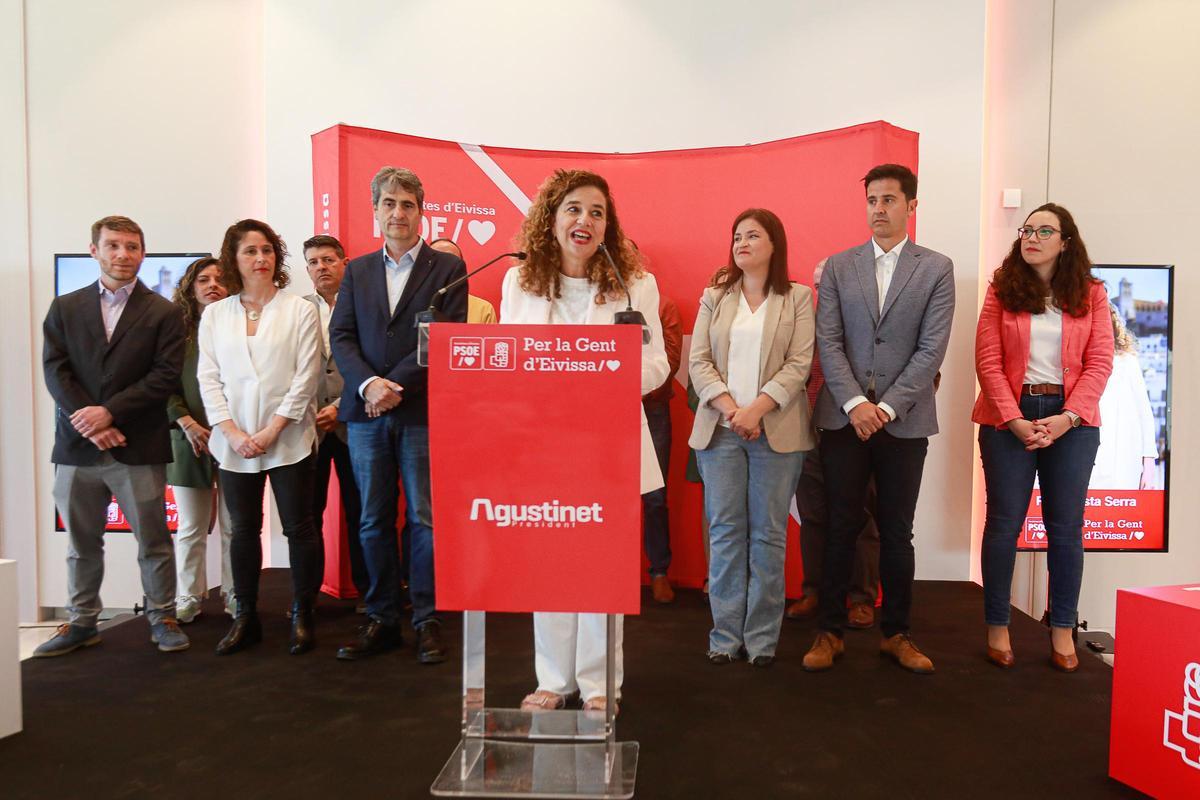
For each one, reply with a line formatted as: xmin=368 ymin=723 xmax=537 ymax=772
xmin=330 ymin=243 xmax=467 ymax=425
xmin=43 ymin=281 xmax=186 ymax=466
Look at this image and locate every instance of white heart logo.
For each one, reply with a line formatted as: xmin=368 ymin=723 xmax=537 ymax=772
xmin=462 ymin=356 xmax=476 ymax=366
xmin=1133 ymin=530 xmax=1145 ymax=540
xmin=606 ymin=360 xmax=621 ymax=371
xmin=468 ymin=220 xmax=496 ymax=245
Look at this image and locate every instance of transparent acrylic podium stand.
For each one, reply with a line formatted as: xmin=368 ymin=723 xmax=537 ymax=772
xmin=430 ymin=611 xmax=639 ymax=798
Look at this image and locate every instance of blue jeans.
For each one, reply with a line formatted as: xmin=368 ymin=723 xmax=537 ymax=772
xmin=697 ymin=426 xmax=804 ymax=659
xmin=348 ymin=418 xmax=436 ymax=627
xmin=979 ymin=394 xmax=1100 ymax=628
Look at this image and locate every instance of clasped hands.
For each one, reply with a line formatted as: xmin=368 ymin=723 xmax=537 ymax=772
xmin=1008 ymin=415 xmax=1072 ymax=451
xmin=363 ymin=378 xmax=403 ymax=419
xmin=220 ymin=417 xmax=289 ymax=459
xmin=71 ymin=405 xmax=126 ymax=451
xmin=714 ymin=394 xmax=765 ymax=440
xmin=848 ymin=402 xmax=890 ymax=441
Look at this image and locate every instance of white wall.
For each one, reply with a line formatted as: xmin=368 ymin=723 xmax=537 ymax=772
xmin=1048 ymin=0 xmax=1200 ymax=631
xmin=16 ymin=0 xmax=266 ymax=612
xmin=263 ymin=0 xmax=988 ymax=582
xmin=7 ymin=0 xmax=1007 ymax=618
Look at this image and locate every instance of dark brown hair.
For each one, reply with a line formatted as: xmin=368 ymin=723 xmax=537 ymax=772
xmin=515 ymin=169 xmax=642 ymax=305
xmin=862 ymin=163 xmax=918 ymax=201
xmin=91 ymin=215 xmax=145 ymax=250
xmin=218 ymin=219 xmax=291 ymax=293
xmin=992 ymin=203 xmax=1097 ymax=318
xmin=172 ymin=257 xmax=223 ymax=337
xmin=710 ymin=208 xmax=792 ymax=296
xmin=302 ymin=234 xmax=345 ymax=260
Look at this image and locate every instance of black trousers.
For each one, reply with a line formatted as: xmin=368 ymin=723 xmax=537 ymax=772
xmin=817 ymin=426 xmax=928 ymax=638
xmin=312 ymin=432 xmax=369 ymax=597
xmin=220 ymin=455 xmax=319 ymax=606
xmin=641 ymin=401 xmax=672 ymax=576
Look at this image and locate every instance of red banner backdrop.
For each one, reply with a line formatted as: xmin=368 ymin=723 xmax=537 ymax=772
xmin=312 ymin=121 xmax=919 ymax=593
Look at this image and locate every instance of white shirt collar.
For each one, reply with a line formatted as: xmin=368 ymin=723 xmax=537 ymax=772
xmin=383 ymin=239 xmax=423 ymax=269
xmin=314 ymin=292 xmax=337 ymax=309
xmin=98 ymin=279 xmax=137 ymax=297
xmin=872 ymin=236 xmax=909 ymax=261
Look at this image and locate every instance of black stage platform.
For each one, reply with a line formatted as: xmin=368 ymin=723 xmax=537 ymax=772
xmin=2 ymin=572 xmax=1141 ymax=799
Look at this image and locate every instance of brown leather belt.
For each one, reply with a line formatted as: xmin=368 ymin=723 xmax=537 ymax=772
xmin=1022 ymin=383 xmax=1063 ymax=396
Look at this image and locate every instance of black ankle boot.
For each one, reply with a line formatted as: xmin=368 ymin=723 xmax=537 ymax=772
xmin=289 ymin=599 xmax=315 ymax=655
xmin=215 ymin=601 xmax=262 ymax=655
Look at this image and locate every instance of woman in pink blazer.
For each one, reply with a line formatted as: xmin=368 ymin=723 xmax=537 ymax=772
xmin=972 ymin=203 xmax=1113 ymax=673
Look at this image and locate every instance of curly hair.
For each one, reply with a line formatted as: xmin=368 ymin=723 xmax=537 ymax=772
xmin=710 ymin=208 xmax=792 ymax=295
xmin=515 ymin=169 xmax=643 ymax=305
xmin=172 ymin=256 xmax=223 ymax=337
xmin=992 ymin=203 xmax=1097 ymax=318
xmin=218 ymin=219 xmax=291 ymax=293
xmin=1110 ymin=304 xmax=1139 ymax=355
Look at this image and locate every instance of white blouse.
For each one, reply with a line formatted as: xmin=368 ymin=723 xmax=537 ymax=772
xmin=1024 ymin=301 xmax=1064 ymax=384
xmin=197 ymin=291 xmax=321 ymax=473
xmin=719 ymin=291 xmax=767 ymax=427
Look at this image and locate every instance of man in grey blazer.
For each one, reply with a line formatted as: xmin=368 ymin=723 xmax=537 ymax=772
xmin=303 ymin=235 xmax=369 ymax=603
xmin=802 ymin=164 xmax=954 ymax=674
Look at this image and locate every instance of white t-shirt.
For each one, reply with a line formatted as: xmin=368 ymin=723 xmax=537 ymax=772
xmin=549 ymin=273 xmax=593 ymax=325
xmin=719 ymin=291 xmax=767 ymax=427
xmin=1024 ymin=300 xmax=1064 ymax=384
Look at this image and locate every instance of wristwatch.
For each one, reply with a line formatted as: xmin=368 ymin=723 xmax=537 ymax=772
xmin=1063 ymin=411 xmax=1082 ymax=428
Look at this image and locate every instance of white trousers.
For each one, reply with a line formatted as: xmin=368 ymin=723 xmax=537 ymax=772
xmin=533 ymin=612 xmax=623 ymax=702
xmin=171 ymin=483 xmax=233 ymax=601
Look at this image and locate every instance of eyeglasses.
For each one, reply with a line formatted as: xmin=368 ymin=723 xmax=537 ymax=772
xmin=1017 ymin=225 xmax=1062 ymax=240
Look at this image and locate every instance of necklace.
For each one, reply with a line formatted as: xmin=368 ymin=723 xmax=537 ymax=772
xmin=246 ymin=309 xmax=261 ymax=321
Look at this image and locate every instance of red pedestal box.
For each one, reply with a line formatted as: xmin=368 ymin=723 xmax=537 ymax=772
xmin=1110 ymin=584 xmax=1200 ymax=798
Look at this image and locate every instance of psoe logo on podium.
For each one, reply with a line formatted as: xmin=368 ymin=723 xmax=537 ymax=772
xmin=450 ymin=337 xmax=483 ymax=370
xmin=484 ymin=337 xmax=516 ymax=371
xmin=1023 ymin=517 xmax=1047 ymax=545
xmin=1163 ymin=661 xmax=1200 ymax=769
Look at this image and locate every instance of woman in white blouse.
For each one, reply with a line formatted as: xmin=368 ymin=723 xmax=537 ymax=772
xmin=198 ymin=219 xmax=322 ymax=656
xmin=689 ymin=208 xmax=814 ymax=667
xmin=501 ymin=169 xmax=669 ymax=715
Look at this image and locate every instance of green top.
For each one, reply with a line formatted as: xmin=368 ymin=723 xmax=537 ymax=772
xmin=166 ymin=336 xmax=215 ymax=488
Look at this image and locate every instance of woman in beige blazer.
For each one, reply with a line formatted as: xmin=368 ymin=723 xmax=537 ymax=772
xmin=689 ymin=208 xmax=814 ymax=667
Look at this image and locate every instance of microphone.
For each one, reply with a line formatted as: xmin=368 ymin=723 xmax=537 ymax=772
xmin=598 ymin=242 xmax=650 ymax=343
xmin=416 ymin=250 xmax=526 ymax=325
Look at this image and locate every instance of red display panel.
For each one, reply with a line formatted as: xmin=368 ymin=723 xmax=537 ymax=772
xmin=428 ymin=324 xmax=642 ymax=615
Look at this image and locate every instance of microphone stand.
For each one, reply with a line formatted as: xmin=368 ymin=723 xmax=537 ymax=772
xmin=597 ymin=242 xmax=650 ymax=343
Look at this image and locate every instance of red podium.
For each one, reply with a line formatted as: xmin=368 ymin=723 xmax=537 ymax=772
xmin=1110 ymin=584 xmax=1200 ymax=798
xmin=427 ymin=323 xmax=643 ymax=798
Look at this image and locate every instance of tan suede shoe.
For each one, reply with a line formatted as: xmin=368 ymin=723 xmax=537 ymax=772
xmin=802 ymin=632 xmax=845 ymax=672
xmin=846 ymin=602 xmax=875 ymax=629
xmin=785 ymin=595 xmax=819 ymax=619
xmin=879 ymin=634 xmax=935 ymax=674
xmin=650 ymin=575 xmax=675 ymax=604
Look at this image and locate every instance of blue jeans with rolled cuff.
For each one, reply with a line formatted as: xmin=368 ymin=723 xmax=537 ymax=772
xmin=979 ymin=394 xmax=1100 ymax=628
xmin=697 ymin=426 xmax=804 ymax=660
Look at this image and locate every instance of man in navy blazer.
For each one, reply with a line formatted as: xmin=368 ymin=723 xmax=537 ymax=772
xmin=802 ymin=164 xmax=954 ymax=675
xmin=330 ymin=167 xmax=467 ymax=663
xmin=38 ymin=215 xmax=189 ymax=657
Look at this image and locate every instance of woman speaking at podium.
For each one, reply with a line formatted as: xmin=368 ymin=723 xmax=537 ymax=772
xmin=500 ymin=169 xmax=669 ymax=714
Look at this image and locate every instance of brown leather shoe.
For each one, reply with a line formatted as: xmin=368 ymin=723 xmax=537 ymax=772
xmin=785 ymin=595 xmax=819 ymax=619
xmin=846 ymin=602 xmax=875 ymax=629
xmin=1050 ymin=647 xmax=1079 ymax=673
xmin=986 ymin=646 xmax=1015 ymax=669
xmin=802 ymin=632 xmax=845 ymax=672
xmin=650 ymin=575 xmax=675 ymax=604
xmin=880 ymin=634 xmax=935 ymax=674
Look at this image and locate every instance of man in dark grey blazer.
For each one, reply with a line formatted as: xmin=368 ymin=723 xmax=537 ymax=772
xmin=37 ymin=215 xmax=189 ymax=657
xmin=304 ymin=235 xmax=369 ymax=603
xmin=330 ymin=167 xmax=467 ymax=663
xmin=803 ymin=164 xmax=954 ymax=674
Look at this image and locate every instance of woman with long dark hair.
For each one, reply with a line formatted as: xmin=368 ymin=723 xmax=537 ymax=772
xmin=688 ymin=208 xmax=814 ymax=667
xmin=198 ymin=219 xmax=322 ymax=655
xmin=167 ymin=257 xmax=233 ymax=622
xmin=973 ymin=203 xmax=1113 ymax=671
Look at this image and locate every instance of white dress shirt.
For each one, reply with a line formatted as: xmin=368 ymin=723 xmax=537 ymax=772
xmin=359 ymin=239 xmax=424 ymax=398
xmin=719 ymin=291 xmax=768 ymax=428
xmin=197 ymin=291 xmax=321 ymax=473
xmin=98 ymin=279 xmax=136 ymax=341
xmin=841 ymin=236 xmax=908 ymax=421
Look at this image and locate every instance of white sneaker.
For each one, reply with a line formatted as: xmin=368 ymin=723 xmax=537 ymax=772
xmin=176 ymin=596 xmax=202 ymax=624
